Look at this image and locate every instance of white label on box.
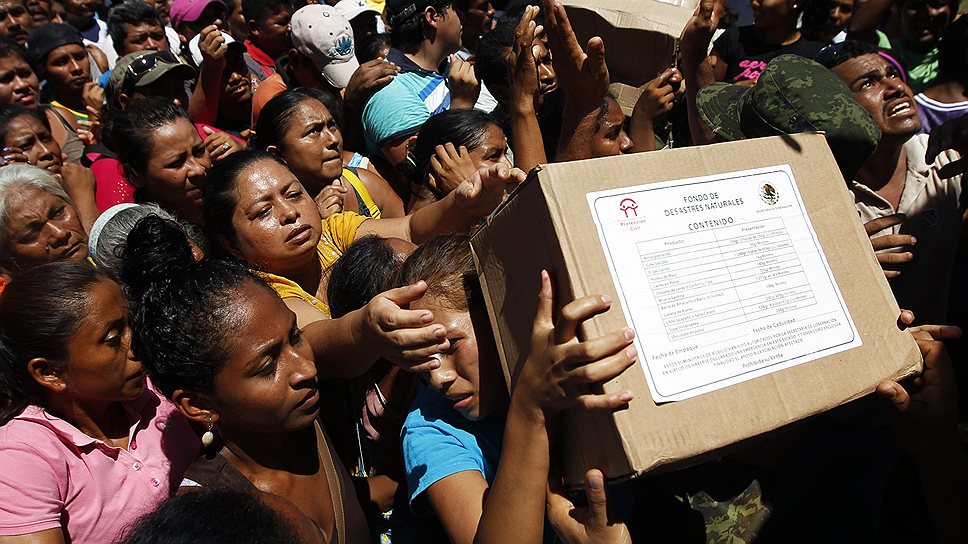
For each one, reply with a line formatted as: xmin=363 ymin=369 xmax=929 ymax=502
xmin=587 ymin=165 xmax=861 ymax=402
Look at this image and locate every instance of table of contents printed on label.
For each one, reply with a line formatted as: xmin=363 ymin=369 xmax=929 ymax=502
xmin=587 ymin=165 xmax=861 ymax=402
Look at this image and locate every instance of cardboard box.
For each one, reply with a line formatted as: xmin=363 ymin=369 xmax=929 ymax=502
xmin=470 ymin=134 xmax=921 ymax=485
xmin=562 ymin=0 xmax=698 ymax=115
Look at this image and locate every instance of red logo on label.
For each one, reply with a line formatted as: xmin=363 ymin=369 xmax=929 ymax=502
xmin=620 ymin=198 xmax=638 ymax=218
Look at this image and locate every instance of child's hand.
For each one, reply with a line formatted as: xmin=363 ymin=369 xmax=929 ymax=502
xmin=514 ymin=270 xmax=636 ymax=415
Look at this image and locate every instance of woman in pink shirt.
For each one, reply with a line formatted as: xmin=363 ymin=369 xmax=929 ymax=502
xmin=0 ymin=262 xmax=199 ymax=544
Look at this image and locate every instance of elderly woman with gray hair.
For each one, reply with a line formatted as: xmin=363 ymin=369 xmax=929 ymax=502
xmin=0 ymin=164 xmax=89 ymax=289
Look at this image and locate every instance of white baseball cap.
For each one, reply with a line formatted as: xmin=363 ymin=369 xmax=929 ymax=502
xmin=335 ymin=0 xmax=379 ymax=22
xmin=291 ymin=4 xmax=361 ymax=89
xmin=188 ymin=31 xmax=243 ymax=67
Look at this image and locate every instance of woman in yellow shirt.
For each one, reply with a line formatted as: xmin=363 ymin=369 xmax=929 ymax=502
xmin=202 ymin=150 xmax=522 ymax=326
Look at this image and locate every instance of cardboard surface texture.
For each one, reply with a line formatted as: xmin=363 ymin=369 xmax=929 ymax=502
xmin=562 ymin=0 xmax=697 ymax=114
xmin=470 ymin=134 xmax=922 ymax=486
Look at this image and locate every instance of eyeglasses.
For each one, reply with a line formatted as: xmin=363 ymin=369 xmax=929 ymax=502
xmin=124 ymin=50 xmax=183 ymax=85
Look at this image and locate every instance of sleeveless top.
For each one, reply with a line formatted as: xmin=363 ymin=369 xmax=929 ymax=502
xmin=181 ymin=421 xmax=369 ymax=544
xmin=342 ymin=166 xmax=381 ymax=219
xmin=48 ymin=100 xmax=89 ymax=122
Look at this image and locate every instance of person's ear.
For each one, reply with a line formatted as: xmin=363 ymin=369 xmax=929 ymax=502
xmin=172 ymin=389 xmax=220 ymax=426
xmin=118 ymin=92 xmax=131 ymax=109
xmin=246 ymin=18 xmax=259 ymax=38
xmin=26 ymin=357 xmax=67 ymax=394
xmin=123 ymin=164 xmax=146 ymax=188
xmin=217 ymin=233 xmax=245 ymax=262
xmin=424 ymin=5 xmax=439 ymax=28
xmin=265 ymin=144 xmax=280 ymax=156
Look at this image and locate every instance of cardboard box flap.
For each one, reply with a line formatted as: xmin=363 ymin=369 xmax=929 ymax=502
xmin=562 ymin=0 xmax=696 ymax=87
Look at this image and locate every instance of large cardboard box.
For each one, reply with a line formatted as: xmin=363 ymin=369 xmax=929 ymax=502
xmin=562 ymin=0 xmax=699 ymax=114
xmin=470 ymin=134 xmax=921 ymax=485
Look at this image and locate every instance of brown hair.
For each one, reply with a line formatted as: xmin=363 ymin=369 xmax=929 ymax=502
xmin=398 ymin=234 xmax=482 ymax=311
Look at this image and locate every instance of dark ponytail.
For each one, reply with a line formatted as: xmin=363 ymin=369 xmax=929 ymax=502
xmin=0 ymin=261 xmax=107 ymax=424
xmin=102 ymin=97 xmax=193 ymax=182
xmin=405 ymin=108 xmax=500 ymax=188
xmin=121 ymin=215 xmax=272 ymax=398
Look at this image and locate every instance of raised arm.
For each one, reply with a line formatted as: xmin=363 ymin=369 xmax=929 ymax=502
xmin=680 ymin=0 xmax=726 ymax=146
xmin=301 ymin=282 xmax=448 ymax=379
xmin=356 ymin=164 xmax=525 ymax=244
xmin=474 ymin=271 xmax=636 ymax=544
xmin=507 ymin=6 xmax=548 ymax=171
xmin=542 ymin=0 xmax=610 ymax=162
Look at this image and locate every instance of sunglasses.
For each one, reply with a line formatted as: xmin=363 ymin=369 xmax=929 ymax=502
xmin=124 ymin=50 xmax=183 ymax=85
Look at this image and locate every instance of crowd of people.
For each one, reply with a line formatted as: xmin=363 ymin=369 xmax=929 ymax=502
xmin=0 ymin=0 xmax=965 ymax=541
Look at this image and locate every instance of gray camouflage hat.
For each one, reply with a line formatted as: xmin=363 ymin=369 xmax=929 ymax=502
xmin=697 ymin=54 xmax=881 ymax=179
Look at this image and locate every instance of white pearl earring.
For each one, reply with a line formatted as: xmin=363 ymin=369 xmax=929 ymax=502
xmin=201 ymin=423 xmax=214 ymax=447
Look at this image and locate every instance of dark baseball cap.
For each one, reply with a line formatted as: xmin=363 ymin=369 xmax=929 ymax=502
xmin=108 ymin=50 xmax=196 ymax=97
xmin=26 ymin=23 xmax=84 ymax=66
xmin=697 ymin=54 xmax=881 ymax=179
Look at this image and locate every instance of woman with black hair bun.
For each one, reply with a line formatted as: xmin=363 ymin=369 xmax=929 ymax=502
xmin=121 ymin=489 xmax=305 ymax=544
xmin=0 ymin=261 xmax=199 ymax=544
xmin=121 ymin=214 xmax=442 ymax=544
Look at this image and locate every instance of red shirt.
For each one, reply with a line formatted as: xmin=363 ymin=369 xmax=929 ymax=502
xmin=244 ymin=40 xmax=276 ymax=78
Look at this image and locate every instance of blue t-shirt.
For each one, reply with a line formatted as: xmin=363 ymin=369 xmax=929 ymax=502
xmin=361 ymin=49 xmax=451 ymax=159
xmin=401 ymin=382 xmax=503 ymax=516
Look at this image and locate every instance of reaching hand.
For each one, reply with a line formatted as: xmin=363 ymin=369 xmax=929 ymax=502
xmin=448 ymin=55 xmax=481 ymax=109
xmin=453 ymin=163 xmax=526 ymax=219
xmin=634 ymin=67 xmax=683 ymax=123
xmin=359 ymin=281 xmax=449 ymax=372
xmin=344 ymin=57 xmax=399 ymax=110
xmin=896 ymin=308 xmax=962 ymax=342
xmin=506 ymin=5 xmax=542 ymax=110
xmin=57 ymin=163 xmax=96 ymax=196
xmin=514 ymin=270 xmax=636 ymax=415
xmin=876 ymin=332 xmax=958 ymax=456
xmin=429 ymin=143 xmax=477 ymax=197
xmin=547 ymin=468 xmax=632 ymax=544
xmin=82 ymin=82 xmax=104 ymax=114
xmin=542 ymin=0 xmax=609 ymax=113
xmin=0 ymin=146 xmax=29 ymax=166
xmin=679 ymin=0 xmax=725 ymax=65
xmin=864 ymin=213 xmax=915 ymax=278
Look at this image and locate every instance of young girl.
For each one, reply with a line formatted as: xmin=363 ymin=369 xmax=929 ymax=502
xmin=398 ymin=235 xmax=637 ymax=543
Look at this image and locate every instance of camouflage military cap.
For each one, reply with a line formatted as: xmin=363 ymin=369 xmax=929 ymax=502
xmin=697 ymin=54 xmax=881 ymax=178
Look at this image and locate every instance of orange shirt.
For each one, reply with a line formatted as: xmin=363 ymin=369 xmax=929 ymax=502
xmin=251 ymin=73 xmax=288 ymax=125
